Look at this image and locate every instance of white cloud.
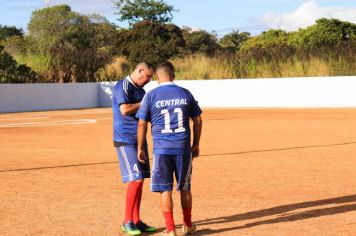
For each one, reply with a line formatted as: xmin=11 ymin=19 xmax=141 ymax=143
xmin=261 ymin=0 xmax=356 ymax=31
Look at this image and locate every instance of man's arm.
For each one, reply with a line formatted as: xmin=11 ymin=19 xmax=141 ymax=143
xmin=119 ymin=103 xmax=140 ymax=116
xmin=137 ymin=119 xmax=148 ymax=163
xmin=191 ymin=115 xmax=202 ymax=158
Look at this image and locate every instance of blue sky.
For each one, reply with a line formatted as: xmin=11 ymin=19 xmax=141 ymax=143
xmin=1 ymin=0 xmax=356 ymax=36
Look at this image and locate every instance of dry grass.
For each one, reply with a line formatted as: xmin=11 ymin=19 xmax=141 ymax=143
xmin=172 ymin=54 xmax=236 ymax=80
xmin=172 ymin=54 xmax=355 ymax=80
xmin=94 ymin=57 xmax=130 ymax=82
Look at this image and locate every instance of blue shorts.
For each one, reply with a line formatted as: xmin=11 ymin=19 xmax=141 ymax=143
xmin=151 ymin=152 xmax=193 ymax=192
xmin=116 ymin=145 xmax=150 ymax=183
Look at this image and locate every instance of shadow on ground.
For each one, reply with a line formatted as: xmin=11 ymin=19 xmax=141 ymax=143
xmin=193 ymin=194 xmax=356 ymax=235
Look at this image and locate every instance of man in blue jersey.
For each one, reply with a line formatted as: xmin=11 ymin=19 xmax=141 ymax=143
xmin=112 ymin=62 xmax=156 ymax=235
xmin=136 ymin=61 xmax=203 ymax=236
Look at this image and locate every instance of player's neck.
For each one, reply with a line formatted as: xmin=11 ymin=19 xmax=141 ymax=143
xmin=128 ymin=75 xmax=140 ymax=87
xmin=158 ymin=78 xmax=174 ymax=84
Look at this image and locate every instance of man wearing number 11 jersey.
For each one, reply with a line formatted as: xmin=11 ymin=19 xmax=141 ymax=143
xmin=136 ymin=61 xmax=203 ymax=236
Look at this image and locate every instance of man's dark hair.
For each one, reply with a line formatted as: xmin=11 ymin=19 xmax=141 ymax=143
xmin=136 ymin=61 xmax=156 ymax=72
xmin=157 ymin=61 xmax=175 ymax=78
xmin=145 ymin=61 xmax=156 ymax=72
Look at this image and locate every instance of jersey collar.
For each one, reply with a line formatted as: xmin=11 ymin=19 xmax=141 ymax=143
xmin=159 ymin=81 xmax=175 ymax=86
xmin=126 ymin=76 xmax=138 ymax=87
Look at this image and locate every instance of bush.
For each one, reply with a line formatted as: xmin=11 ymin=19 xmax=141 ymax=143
xmin=182 ymin=29 xmax=220 ymax=56
xmin=0 ymin=45 xmax=39 ymax=83
xmin=116 ymin=20 xmax=185 ymax=66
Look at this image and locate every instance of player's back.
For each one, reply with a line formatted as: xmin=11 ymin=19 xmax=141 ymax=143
xmin=143 ymin=83 xmax=202 ymax=154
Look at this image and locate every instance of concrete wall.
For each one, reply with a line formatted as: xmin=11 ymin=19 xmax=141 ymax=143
xmin=100 ymin=76 xmax=356 ymax=108
xmin=0 ymin=83 xmax=98 ymax=113
xmin=171 ymin=77 xmax=356 ymax=108
xmin=98 ymin=82 xmax=115 ymax=107
xmin=1 ymin=76 xmax=356 ymax=113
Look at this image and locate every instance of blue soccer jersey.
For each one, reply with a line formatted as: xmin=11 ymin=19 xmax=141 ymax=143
xmin=112 ymin=76 xmax=146 ymax=145
xmin=136 ymin=82 xmax=202 ymax=154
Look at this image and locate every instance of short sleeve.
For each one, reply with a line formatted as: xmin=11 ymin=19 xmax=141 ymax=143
xmin=114 ymin=80 xmax=130 ymax=106
xmin=189 ymin=93 xmax=202 ymax=118
xmin=136 ymin=93 xmax=151 ymax=122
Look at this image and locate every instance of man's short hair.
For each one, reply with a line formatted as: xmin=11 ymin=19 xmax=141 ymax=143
xmin=136 ymin=61 xmax=156 ymax=72
xmin=156 ymin=61 xmax=175 ymax=79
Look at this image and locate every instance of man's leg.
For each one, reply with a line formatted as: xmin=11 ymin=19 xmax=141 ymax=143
xmin=125 ymin=180 xmax=143 ymax=224
xmin=121 ymin=180 xmax=143 ymax=235
xmin=161 ymin=191 xmax=175 ymax=233
xmin=130 ymin=179 xmax=157 ymax=233
xmin=133 ymin=181 xmax=143 ymax=224
xmin=180 ymin=190 xmax=192 ymax=227
xmin=151 ymin=154 xmax=175 ymax=234
xmin=117 ymin=146 xmax=155 ymax=234
xmin=180 ymin=190 xmax=196 ymax=235
xmin=176 ymin=153 xmax=196 ymax=235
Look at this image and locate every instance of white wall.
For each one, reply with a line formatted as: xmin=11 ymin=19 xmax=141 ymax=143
xmin=101 ymin=76 xmax=356 ymax=108
xmin=0 ymin=83 xmax=98 ymax=113
xmin=1 ymin=76 xmax=356 ymax=113
xmin=98 ymin=82 xmax=115 ymax=107
xmin=170 ymin=77 xmax=356 ymax=108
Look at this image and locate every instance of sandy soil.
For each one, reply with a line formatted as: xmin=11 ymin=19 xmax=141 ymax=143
xmin=1 ymin=108 xmax=356 ymax=236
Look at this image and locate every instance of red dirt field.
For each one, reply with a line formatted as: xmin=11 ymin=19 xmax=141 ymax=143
xmin=1 ymin=108 xmax=356 ymax=236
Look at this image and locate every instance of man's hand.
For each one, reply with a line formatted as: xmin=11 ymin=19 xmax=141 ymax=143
xmin=191 ymin=144 xmax=200 ymax=158
xmin=137 ymin=119 xmax=148 ymax=163
xmin=138 ymin=149 xmax=147 ymax=164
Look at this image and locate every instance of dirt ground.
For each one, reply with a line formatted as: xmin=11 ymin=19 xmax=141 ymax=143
xmin=1 ymin=108 xmax=356 ymax=236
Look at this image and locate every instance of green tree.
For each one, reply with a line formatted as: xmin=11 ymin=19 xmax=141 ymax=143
xmin=27 ymin=5 xmax=117 ymax=82
xmin=288 ymin=18 xmax=356 ymax=49
xmin=182 ymin=29 xmax=220 ymax=56
xmin=0 ymin=25 xmax=23 ymax=41
xmin=0 ymin=25 xmax=26 ymax=56
xmin=2 ymin=36 xmax=27 ymax=56
xmin=27 ymin=5 xmax=76 ymax=54
xmin=239 ymin=29 xmax=294 ymax=61
xmin=219 ymin=30 xmax=250 ymax=52
xmin=116 ymin=20 xmax=185 ymax=65
xmin=0 ymin=45 xmax=38 ymax=83
xmin=114 ymin=0 xmax=176 ymax=26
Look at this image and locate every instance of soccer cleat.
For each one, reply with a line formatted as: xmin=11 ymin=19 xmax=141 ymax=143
xmin=161 ymin=229 xmax=177 ymax=236
xmin=135 ymin=221 xmax=157 ymax=232
xmin=122 ymin=221 xmax=141 ymax=235
xmin=182 ymin=224 xmax=197 ymax=235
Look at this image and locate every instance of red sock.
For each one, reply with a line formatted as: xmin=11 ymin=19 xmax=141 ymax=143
xmin=124 ymin=182 xmax=142 ymax=224
xmin=133 ymin=183 xmax=143 ymax=224
xmin=183 ymin=208 xmax=192 ymax=227
xmin=163 ymin=212 xmax=175 ymax=232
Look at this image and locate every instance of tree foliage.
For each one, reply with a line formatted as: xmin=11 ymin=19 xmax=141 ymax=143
xmin=0 ymin=25 xmax=26 ymax=56
xmin=114 ymin=0 xmax=176 ymax=26
xmin=116 ymin=20 xmax=185 ymax=66
xmin=239 ymin=29 xmax=294 ymax=61
xmin=288 ymin=18 xmax=356 ymax=49
xmin=219 ymin=30 xmax=250 ymax=52
xmin=182 ymin=29 xmax=220 ymax=56
xmin=4 ymin=3 xmax=356 ymax=83
xmin=0 ymin=45 xmax=38 ymax=83
xmin=27 ymin=5 xmax=117 ymax=82
xmin=27 ymin=5 xmax=76 ymax=54
xmin=0 ymin=25 xmax=23 ymax=41
xmin=240 ymin=18 xmax=356 ymax=62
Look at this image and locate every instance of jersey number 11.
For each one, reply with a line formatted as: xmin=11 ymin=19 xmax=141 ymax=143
xmin=161 ymin=108 xmax=186 ymax=134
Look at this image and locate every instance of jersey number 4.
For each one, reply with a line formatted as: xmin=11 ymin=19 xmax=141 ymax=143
xmin=161 ymin=108 xmax=186 ymax=134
